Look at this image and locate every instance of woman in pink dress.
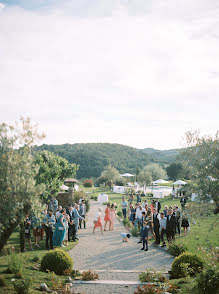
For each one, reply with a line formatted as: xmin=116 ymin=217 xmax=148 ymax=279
xmin=109 ymin=204 xmax=116 ymax=231
xmin=104 ymin=204 xmax=111 ymax=231
xmin=93 ymin=207 xmax=103 ymax=234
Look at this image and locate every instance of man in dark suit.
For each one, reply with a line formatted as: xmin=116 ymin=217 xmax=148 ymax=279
xmin=66 ymin=204 xmax=75 ymax=241
xmin=141 ymin=221 xmax=149 ymax=251
xmin=155 ymin=199 xmax=161 ymax=213
xmin=153 ymin=208 xmax=160 ymax=245
xmin=180 ymin=195 xmax=187 ymax=210
xmin=166 ymin=207 xmax=177 ymax=244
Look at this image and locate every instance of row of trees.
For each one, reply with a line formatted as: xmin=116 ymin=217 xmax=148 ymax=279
xmin=0 ymin=118 xmax=78 ymax=252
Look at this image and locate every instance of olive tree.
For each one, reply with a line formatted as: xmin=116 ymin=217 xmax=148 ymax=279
xmin=181 ymin=130 xmax=219 ymax=211
xmin=0 ymin=118 xmax=45 ymax=252
xmin=144 ymin=163 xmax=167 ymax=181
xmin=138 ymin=169 xmax=152 ymax=194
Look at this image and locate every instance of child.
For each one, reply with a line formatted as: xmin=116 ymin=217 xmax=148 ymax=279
xmin=141 ymin=221 xmax=149 ymax=251
xmin=120 ymin=232 xmax=130 ymax=242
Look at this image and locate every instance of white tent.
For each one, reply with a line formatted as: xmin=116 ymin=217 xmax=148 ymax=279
xmin=60 ymin=184 xmax=69 ymax=191
xmin=173 ymin=180 xmax=187 ymax=185
xmin=113 ymin=186 xmax=126 ymax=194
xmin=121 ymin=173 xmax=134 ymax=177
xmin=152 ymin=179 xmax=169 ymax=184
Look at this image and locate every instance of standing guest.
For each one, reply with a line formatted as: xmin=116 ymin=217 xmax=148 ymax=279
xmin=109 ymin=204 xmax=116 ymax=231
xmin=128 ymin=194 xmax=134 ymax=204
xmin=146 ymin=209 xmax=154 ymax=239
xmin=66 ymin=205 xmax=75 ymax=241
xmin=138 ymin=211 xmax=146 ymax=244
xmin=137 ymin=193 xmax=141 ymax=203
xmin=79 ymin=200 xmax=87 ymax=229
xmin=32 ymin=216 xmax=41 ymax=248
xmin=49 ymin=197 xmax=58 ymax=213
xmin=55 ymin=205 xmax=62 ymax=220
xmin=174 ymin=206 xmax=181 ymax=235
xmin=40 ymin=205 xmax=48 ymax=241
xmin=181 ymin=207 xmax=190 ymax=236
xmin=163 ymin=205 xmax=168 ymax=217
xmin=129 ymin=204 xmax=135 ymax=226
xmin=43 ymin=209 xmax=56 ymax=250
xmin=73 ymin=204 xmax=85 ymax=240
xmin=141 ymin=221 xmax=149 ymax=251
xmin=93 ymin=207 xmax=103 ymax=234
xmin=135 ymin=205 xmax=146 ymax=229
xmin=155 ymin=199 xmax=161 ymax=213
xmin=121 ymin=197 xmax=128 ymax=218
xmin=153 ymin=208 xmax=160 ymax=245
xmin=180 ymin=194 xmax=187 ymax=210
xmin=24 ymin=213 xmax=33 ymax=251
xmin=150 ymin=200 xmax=155 ymax=214
xmin=63 ymin=212 xmax=70 ymax=246
xmin=159 ymin=212 xmax=167 ymax=247
xmin=104 ymin=203 xmax=111 ymax=231
xmin=53 ymin=209 xmax=66 ymax=247
xmin=166 ymin=207 xmax=177 ymax=245
xmin=142 ymin=200 xmax=148 ymax=211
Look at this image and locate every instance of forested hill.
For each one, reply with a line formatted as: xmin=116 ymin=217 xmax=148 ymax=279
xmin=142 ymin=148 xmax=180 ymax=162
xmin=34 ymin=143 xmax=179 ymax=179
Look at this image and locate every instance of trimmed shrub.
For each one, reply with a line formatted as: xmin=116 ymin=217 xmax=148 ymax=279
xmin=196 ymin=268 xmax=219 ymax=294
xmin=13 ymin=279 xmax=31 ymax=294
xmin=169 ymin=242 xmax=188 ymax=257
xmin=83 ymin=179 xmax=93 ymax=187
xmin=41 ymin=249 xmax=73 ymax=275
xmin=171 ymin=252 xmax=204 ymax=279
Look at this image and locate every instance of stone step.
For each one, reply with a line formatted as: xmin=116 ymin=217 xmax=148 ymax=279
xmin=73 ymin=280 xmax=145 ymax=285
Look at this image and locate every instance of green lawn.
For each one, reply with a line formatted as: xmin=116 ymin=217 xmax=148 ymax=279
xmin=0 ymin=229 xmax=77 ymax=294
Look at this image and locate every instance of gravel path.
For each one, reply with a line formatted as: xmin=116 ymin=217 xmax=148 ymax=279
xmin=68 ymin=201 xmax=173 ymax=294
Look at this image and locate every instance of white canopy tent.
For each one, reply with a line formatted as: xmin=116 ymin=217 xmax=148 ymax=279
xmin=152 ymin=179 xmax=169 ymax=184
xmin=173 ymin=180 xmax=187 ymax=185
xmin=60 ymin=184 xmax=69 ymax=191
xmin=120 ymin=173 xmax=135 ymax=177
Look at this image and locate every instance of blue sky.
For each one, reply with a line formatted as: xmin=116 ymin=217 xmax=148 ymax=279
xmin=0 ymin=0 xmax=218 ymax=149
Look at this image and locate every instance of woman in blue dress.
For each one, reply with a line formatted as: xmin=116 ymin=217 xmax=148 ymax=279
xmin=129 ymin=204 xmax=135 ymax=226
xmin=53 ymin=209 xmax=67 ymax=247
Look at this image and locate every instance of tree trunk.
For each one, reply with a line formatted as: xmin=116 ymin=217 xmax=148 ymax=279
xmin=0 ymin=223 xmax=17 ymax=253
xmin=20 ymin=223 xmax=25 ymax=252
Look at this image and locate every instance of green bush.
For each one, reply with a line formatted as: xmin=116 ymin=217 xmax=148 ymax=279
xmin=139 ymin=270 xmax=167 ymax=283
xmin=0 ymin=275 xmax=6 ymax=287
xmin=41 ymin=249 xmax=73 ymax=275
xmin=13 ymin=279 xmax=31 ymax=294
xmin=6 ymin=253 xmax=23 ymax=275
xmin=117 ymin=211 xmax=122 ymax=217
xmin=83 ymin=179 xmax=93 ymax=187
xmin=31 ymin=255 xmax=40 ymax=262
xmin=85 ymin=199 xmax=90 ymax=212
xmin=122 ymin=218 xmax=131 ymax=228
xmin=171 ymin=252 xmax=204 ymax=279
xmin=169 ymin=242 xmax=188 ymax=257
xmin=196 ymin=268 xmax=219 ymax=294
xmin=131 ymin=227 xmax=140 ymax=237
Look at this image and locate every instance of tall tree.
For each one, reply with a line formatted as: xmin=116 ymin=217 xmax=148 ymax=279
xmin=0 ymin=118 xmax=45 ymax=252
xmin=166 ymin=162 xmax=183 ymax=180
xmin=138 ymin=169 xmax=152 ymax=193
xmin=144 ymin=163 xmax=167 ymax=181
xmin=34 ymin=150 xmax=79 ymax=202
xmin=99 ymin=165 xmax=121 ymax=188
xmin=181 ymin=130 xmax=219 ymax=211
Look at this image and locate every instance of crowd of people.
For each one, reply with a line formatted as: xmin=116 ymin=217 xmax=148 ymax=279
xmin=23 ymin=198 xmax=87 ymax=251
xmin=121 ymin=193 xmax=189 ymax=251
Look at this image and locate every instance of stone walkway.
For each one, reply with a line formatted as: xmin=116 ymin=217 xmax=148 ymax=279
xmin=68 ymin=201 xmax=174 ymax=294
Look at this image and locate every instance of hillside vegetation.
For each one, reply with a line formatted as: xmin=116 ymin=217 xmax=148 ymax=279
xmin=35 ymin=143 xmax=179 ymax=179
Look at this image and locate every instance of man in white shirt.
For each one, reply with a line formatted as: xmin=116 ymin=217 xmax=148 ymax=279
xmin=135 ymin=205 xmax=146 ymax=228
xmin=159 ymin=212 xmax=167 ymax=247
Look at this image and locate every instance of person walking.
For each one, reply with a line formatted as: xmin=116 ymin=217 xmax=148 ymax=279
xmin=72 ymin=204 xmax=85 ymax=240
xmin=180 ymin=194 xmax=187 ymax=210
xmin=141 ymin=221 xmax=149 ymax=251
xmin=104 ymin=203 xmax=111 ymax=231
xmin=121 ymin=197 xmax=128 ymax=218
xmin=93 ymin=207 xmax=103 ymax=234
xmin=109 ymin=204 xmax=116 ymax=231
xmin=181 ymin=207 xmax=190 ymax=236
xmin=53 ymin=209 xmax=66 ymax=247
xmin=43 ymin=209 xmax=56 ymax=250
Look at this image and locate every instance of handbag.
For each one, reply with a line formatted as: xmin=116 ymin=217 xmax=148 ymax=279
xmin=58 ymin=227 xmax=64 ymax=231
xmin=93 ymin=220 xmax=97 ymax=224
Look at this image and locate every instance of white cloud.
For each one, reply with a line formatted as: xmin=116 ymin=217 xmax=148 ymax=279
xmin=0 ymin=0 xmax=218 ymax=149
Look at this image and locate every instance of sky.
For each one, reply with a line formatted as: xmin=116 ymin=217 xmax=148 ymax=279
xmin=0 ymin=0 xmax=219 ymax=150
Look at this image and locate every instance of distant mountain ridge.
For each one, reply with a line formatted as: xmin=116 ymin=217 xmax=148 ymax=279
xmin=34 ymin=143 xmax=180 ymax=179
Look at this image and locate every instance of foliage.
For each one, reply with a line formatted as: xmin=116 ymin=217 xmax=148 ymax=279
xmin=130 ymin=227 xmax=140 ymax=237
xmin=34 ymin=150 xmax=78 ymax=201
xmin=134 ymin=284 xmax=162 ymax=294
xmin=83 ymin=179 xmax=93 ymax=187
xmin=138 ymin=169 xmax=152 ymax=191
xmin=98 ymin=165 xmax=122 ymax=188
xmin=13 ymin=279 xmax=31 ymax=294
xmin=0 ymin=117 xmax=45 ymax=252
xmin=180 ymin=130 xmax=219 ymax=210
xmin=41 ymin=249 xmax=73 ymax=275
xmin=31 ymin=255 xmax=40 ymax=262
xmin=169 ymin=242 xmax=188 ymax=257
xmin=117 ymin=211 xmax=122 ymax=217
xmin=166 ymin=162 xmax=183 ymax=181
xmin=0 ymin=275 xmax=6 ymax=287
xmin=144 ymin=163 xmax=167 ymax=181
xmin=34 ymin=143 xmax=152 ymax=179
xmin=139 ymin=270 xmax=167 ymax=283
xmin=6 ymin=253 xmax=24 ymax=275
xmin=171 ymin=252 xmax=204 ymax=279
xmin=90 ymin=195 xmax=98 ymax=201
xmin=122 ymin=218 xmax=131 ymax=228
xmin=196 ymin=267 xmax=219 ymax=294
xmin=81 ymin=270 xmax=99 ymax=280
